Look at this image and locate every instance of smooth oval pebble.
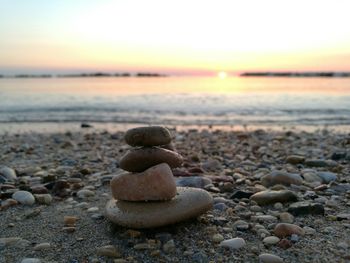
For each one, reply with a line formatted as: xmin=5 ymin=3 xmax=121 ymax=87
xmin=125 ymin=126 xmax=172 ymax=147
xmin=259 ymin=253 xmax=283 ymax=263
xmin=21 ymin=259 xmax=41 ymax=263
xmin=119 ymin=147 xmax=183 ymax=172
xmin=12 ymin=191 xmax=35 ymax=205
xmin=250 ymin=190 xmax=298 ymax=205
xmin=274 ymin=223 xmax=305 ymax=238
xmin=105 ymin=187 xmax=213 ymax=228
xmin=76 ymin=189 xmax=95 ymax=199
xmin=33 ymin=242 xmax=51 ymax=251
xmin=111 ymin=163 xmax=176 ymax=201
xmin=263 ymin=236 xmax=280 ymax=245
xmin=219 ymin=238 xmax=246 ymax=249
xmin=261 ymin=171 xmax=302 ymax=187
xmin=0 ymin=166 xmax=17 ymax=181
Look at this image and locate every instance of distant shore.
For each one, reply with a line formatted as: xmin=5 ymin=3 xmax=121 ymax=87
xmin=240 ymin=72 xmax=350 ymax=77
xmin=0 ymin=72 xmax=167 ymax=78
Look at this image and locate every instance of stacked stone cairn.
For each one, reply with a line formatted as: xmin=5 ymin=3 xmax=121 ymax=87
xmin=105 ymin=126 xmax=213 ymax=229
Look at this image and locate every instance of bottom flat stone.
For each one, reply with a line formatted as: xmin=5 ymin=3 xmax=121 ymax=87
xmin=105 ymin=187 xmax=213 ymax=229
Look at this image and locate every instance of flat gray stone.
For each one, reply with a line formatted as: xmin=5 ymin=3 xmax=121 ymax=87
xmin=250 ymin=190 xmax=298 ymax=205
xmin=105 ymin=187 xmax=213 ymax=228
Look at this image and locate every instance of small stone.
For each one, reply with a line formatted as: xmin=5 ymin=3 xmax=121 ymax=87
xmin=134 ymin=243 xmax=150 ymax=250
xmin=176 ymin=176 xmax=212 ymax=189
xmin=303 ymin=226 xmax=316 ymax=235
xmin=261 ymin=170 xmax=302 ymax=187
xmin=163 ymin=239 xmax=176 ymax=253
xmin=219 ymin=238 xmax=246 ymax=249
xmin=12 ymin=191 xmax=35 ymax=205
xmin=259 ymin=253 xmax=283 ymax=263
xmin=316 ymin=172 xmax=337 ymax=183
xmin=279 ymin=212 xmax=294 ymax=223
xmin=20 ymin=259 xmax=41 ymax=263
xmin=274 ymin=223 xmax=305 ymax=238
xmin=87 ymin=207 xmax=99 ymax=213
xmin=96 ymin=245 xmax=121 ymax=258
xmin=337 ymin=242 xmax=349 ymax=250
xmin=337 ymin=213 xmax=350 ymax=221
xmin=111 ymin=163 xmax=176 ymax=201
xmin=33 ymin=242 xmax=51 ymax=251
xmin=212 ymin=233 xmax=224 ymax=243
xmin=305 ymin=159 xmax=336 ymax=168
xmin=277 ymin=239 xmax=293 ymax=249
xmin=0 ymin=166 xmax=17 ymax=181
xmin=263 ymin=236 xmax=280 ymax=245
xmin=288 ymin=201 xmax=324 ymax=216
xmin=250 ymin=190 xmax=298 ymax=205
xmin=230 ymin=190 xmax=254 ymax=199
xmin=34 ymin=194 xmax=52 ymax=205
xmin=119 ymin=147 xmax=183 ymax=172
xmin=76 ymin=189 xmax=95 ymax=199
xmin=64 ymin=216 xmax=78 ymax=226
xmin=286 ymin=155 xmax=305 ymax=164
xmin=1 ymin=198 xmax=18 ymax=209
xmin=290 ymin=234 xmax=299 ymax=243
xmin=124 ymin=126 xmax=172 ymax=147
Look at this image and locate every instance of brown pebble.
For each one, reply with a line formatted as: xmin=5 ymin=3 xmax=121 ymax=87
xmin=274 ymin=223 xmax=305 ymax=238
xmin=64 ymin=216 xmax=78 ymax=227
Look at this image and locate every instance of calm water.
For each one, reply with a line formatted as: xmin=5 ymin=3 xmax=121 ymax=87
xmin=0 ymin=77 xmax=350 ymax=132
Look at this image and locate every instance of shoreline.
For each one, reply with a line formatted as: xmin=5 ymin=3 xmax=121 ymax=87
xmin=0 ymin=122 xmax=349 ymax=135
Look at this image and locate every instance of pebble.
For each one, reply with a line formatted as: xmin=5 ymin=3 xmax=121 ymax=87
xmin=286 ymin=155 xmax=305 ymax=164
xmin=261 ymin=170 xmax=302 ymax=186
xmin=76 ymin=189 xmax=95 ymax=199
xmin=96 ymin=245 xmax=121 ymax=258
xmin=163 ymin=239 xmax=176 ymax=253
xmin=111 ymin=163 xmax=176 ymax=201
xmin=288 ymin=201 xmax=324 ymax=216
xmin=230 ymin=190 xmax=254 ymax=199
xmin=305 ymin=159 xmax=336 ymax=167
xmin=279 ymin=212 xmax=294 ymax=223
xmin=263 ymin=236 xmax=280 ymax=245
xmin=219 ymin=237 xmax=246 ymax=249
xmin=124 ymin=126 xmax=172 ymax=147
xmin=212 ymin=233 xmax=224 ymax=243
xmin=34 ymin=194 xmax=52 ymax=205
xmin=316 ymin=172 xmax=337 ymax=183
xmin=64 ymin=216 xmax=78 ymax=226
xmin=119 ymin=147 xmax=183 ymax=172
xmin=33 ymin=242 xmax=51 ymax=251
xmin=20 ymin=259 xmax=41 ymax=263
xmin=176 ymin=176 xmax=212 ymax=189
xmin=303 ymin=226 xmax=316 ymax=235
xmin=105 ymin=187 xmax=212 ymax=228
xmin=250 ymin=190 xmax=298 ymax=205
xmin=12 ymin=191 xmax=35 ymax=205
xmin=0 ymin=165 xmax=17 ymax=181
xmin=274 ymin=223 xmax=305 ymax=238
xmin=259 ymin=253 xmax=283 ymax=263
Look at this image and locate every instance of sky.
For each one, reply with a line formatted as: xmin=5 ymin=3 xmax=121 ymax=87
xmin=1 ymin=0 xmax=350 ymax=75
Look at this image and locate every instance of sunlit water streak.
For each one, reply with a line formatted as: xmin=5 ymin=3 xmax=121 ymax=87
xmin=0 ymin=77 xmax=349 ymax=132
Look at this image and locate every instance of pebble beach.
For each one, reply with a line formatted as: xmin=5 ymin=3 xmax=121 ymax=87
xmin=1 ymin=127 xmax=350 ymax=263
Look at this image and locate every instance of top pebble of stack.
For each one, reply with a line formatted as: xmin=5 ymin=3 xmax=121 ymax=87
xmin=125 ymin=126 xmax=172 ymax=147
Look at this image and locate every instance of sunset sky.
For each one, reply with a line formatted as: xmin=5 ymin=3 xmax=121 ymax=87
xmin=1 ymin=0 xmax=350 ymax=75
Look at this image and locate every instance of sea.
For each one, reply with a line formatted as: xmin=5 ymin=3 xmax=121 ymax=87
xmin=0 ymin=76 xmax=350 ymax=133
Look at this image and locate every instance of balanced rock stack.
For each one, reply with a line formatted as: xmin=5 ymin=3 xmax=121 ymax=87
xmin=105 ymin=126 xmax=213 ymax=229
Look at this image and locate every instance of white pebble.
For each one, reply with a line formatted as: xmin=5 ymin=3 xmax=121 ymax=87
xmin=12 ymin=191 xmax=35 ymax=205
xmin=21 ymin=258 xmax=41 ymax=263
xmin=219 ymin=237 xmax=246 ymax=249
xmin=263 ymin=236 xmax=280 ymax=245
xmin=259 ymin=253 xmax=283 ymax=263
